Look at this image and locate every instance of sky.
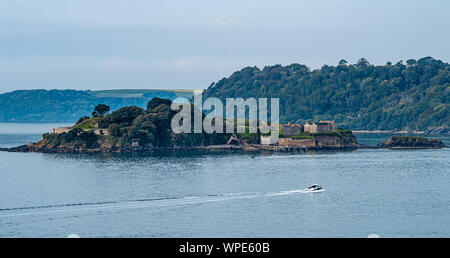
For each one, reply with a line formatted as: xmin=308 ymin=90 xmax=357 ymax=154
xmin=0 ymin=0 xmax=449 ymax=93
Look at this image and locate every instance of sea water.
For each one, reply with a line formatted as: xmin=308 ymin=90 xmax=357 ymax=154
xmin=0 ymin=123 xmax=449 ymax=237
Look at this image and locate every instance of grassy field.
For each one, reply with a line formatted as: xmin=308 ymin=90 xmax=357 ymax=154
xmin=90 ymin=89 xmax=195 ymax=98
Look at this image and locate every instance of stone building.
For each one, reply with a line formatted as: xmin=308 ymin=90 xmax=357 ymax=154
xmin=260 ymin=120 xmax=339 ymax=145
xmin=280 ymin=123 xmax=304 ymax=137
xmin=318 ymin=120 xmax=338 ymax=132
xmin=303 ymin=122 xmax=318 ymax=133
xmin=304 ymin=120 xmax=337 ymax=133
xmin=51 ymin=127 xmax=71 ymax=134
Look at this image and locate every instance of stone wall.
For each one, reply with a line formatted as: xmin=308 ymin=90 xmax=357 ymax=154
xmin=51 ymin=127 xmax=71 ymax=134
xmin=277 ymin=136 xmax=357 ymax=148
xmin=278 ymin=138 xmax=316 ymax=147
xmin=51 ymin=127 xmax=110 ymax=136
xmin=315 ymin=136 xmax=356 ymax=147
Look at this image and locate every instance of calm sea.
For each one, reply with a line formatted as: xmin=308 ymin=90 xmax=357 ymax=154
xmin=0 ymin=123 xmax=449 ymax=238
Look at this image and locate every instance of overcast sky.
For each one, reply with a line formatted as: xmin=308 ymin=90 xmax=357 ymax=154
xmin=0 ymin=0 xmax=448 ymax=93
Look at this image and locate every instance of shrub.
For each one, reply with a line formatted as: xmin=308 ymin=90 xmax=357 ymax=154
xmin=108 ymin=123 xmax=122 ymax=137
xmin=147 ymin=97 xmax=172 ymax=112
xmin=99 ymin=106 xmax=145 ymax=128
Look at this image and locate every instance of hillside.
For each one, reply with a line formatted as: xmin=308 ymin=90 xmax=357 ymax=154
xmin=9 ymin=98 xmax=232 ymax=153
xmin=0 ymin=89 xmax=194 ymax=122
xmin=202 ymin=57 xmax=449 ymax=131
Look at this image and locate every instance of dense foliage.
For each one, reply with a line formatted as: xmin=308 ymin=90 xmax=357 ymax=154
xmin=203 ymin=57 xmax=449 ymax=130
xmin=41 ymin=128 xmax=100 ymax=149
xmin=0 ymin=89 xmax=193 ymax=122
xmin=41 ymin=99 xmax=232 ymax=150
xmin=99 ymin=106 xmax=145 ymax=128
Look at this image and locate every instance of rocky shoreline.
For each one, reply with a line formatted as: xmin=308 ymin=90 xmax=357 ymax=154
xmin=1 ymin=135 xmax=445 ymax=154
xmin=353 ymin=126 xmax=450 ymax=135
xmin=376 ymin=136 xmax=446 ymax=149
xmin=0 ymin=143 xmax=360 ymax=154
xmin=0 ymin=144 xmax=199 ymax=154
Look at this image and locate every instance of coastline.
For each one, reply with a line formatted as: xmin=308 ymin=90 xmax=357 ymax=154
xmin=352 ymin=130 xmax=425 ymax=134
xmin=0 ymin=143 xmax=360 ymax=154
xmin=1 ymin=142 xmax=446 ymax=154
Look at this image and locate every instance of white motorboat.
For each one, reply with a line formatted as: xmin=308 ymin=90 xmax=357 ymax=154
xmin=306 ymin=184 xmax=323 ymax=192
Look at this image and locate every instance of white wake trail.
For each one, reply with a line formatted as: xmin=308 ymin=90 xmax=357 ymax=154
xmin=0 ymin=189 xmax=321 ymax=218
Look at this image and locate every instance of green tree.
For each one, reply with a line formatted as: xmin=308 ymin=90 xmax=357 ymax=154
xmin=92 ymin=104 xmax=110 ymax=117
xmin=108 ymin=123 xmax=122 ymax=137
xmin=357 ymin=58 xmax=370 ymax=67
xmin=202 ymin=57 xmax=449 ymax=131
xmin=406 ymin=59 xmax=417 ymax=66
xmin=100 ymin=106 xmax=145 ymax=128
xmin=147 ymin=97 xmax=173 ymax=112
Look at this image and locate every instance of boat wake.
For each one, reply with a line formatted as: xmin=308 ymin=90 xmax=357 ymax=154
xmin=0 ymin=189 xmax=322 ymax=218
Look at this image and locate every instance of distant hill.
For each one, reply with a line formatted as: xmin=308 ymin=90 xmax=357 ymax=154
xmin=1 ymin=57 xmax=449 ymax=130
xmin=0 ymin=89 xmax=194 ymax=122
xmin=202 ymin=57 xmax=449 ymax=131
